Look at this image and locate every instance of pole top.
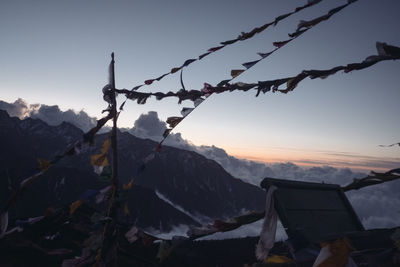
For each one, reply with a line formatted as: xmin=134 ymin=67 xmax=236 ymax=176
xmin=111 ymin=52 xmax=115 ymax=61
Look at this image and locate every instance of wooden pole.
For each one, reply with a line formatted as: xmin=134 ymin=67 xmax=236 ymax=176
xmin=99 ymin=53 xmax=119 ymax=264
xmin=110 ymin=52 xmax=118 ymax=190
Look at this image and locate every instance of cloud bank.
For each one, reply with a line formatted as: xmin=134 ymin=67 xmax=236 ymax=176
xmin=1 ymin=99 xmax=399 ymax=231
xmin=125 ymin=110 xmax=400 ymax=231
xmin=0 ymin=98 xmax=97 ymax=132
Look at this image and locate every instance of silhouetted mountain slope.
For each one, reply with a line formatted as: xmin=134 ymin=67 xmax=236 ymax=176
xmin=0 ymin=110 xmax=265 ymax=230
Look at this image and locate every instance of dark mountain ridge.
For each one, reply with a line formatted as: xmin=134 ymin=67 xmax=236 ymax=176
xmin=0 ymin=110 xmax=265 ymax=230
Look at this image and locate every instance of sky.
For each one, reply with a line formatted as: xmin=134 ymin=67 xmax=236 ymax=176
xmin=0 ymin=0 xmax=399 ymax=171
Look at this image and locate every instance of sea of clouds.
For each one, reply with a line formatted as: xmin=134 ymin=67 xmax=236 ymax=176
xmin=1 ymin=99 xmax=399 ymax=237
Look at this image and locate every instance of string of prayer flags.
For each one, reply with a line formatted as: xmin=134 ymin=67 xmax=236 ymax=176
xmin=122 ymin=0 xmax=323 ymax=93
xmin=118 ymin=41 xmax=396 ymax=154
xmin=118 ymin=0 xmax=355 ymax=154
xmin=118 ymin=49 xmax=398 ymax=105
xmin=15 ymin=215 xmax=44 ymax=228
xmin=342 ymin=168 xmax=400 ymax=192
xmin=144 ymin=0 xmax=359 ymax=148
xmin=226 ymin=0 xmax=358 ymax=88
xmin=83 ymin=111 xmax=114 ymax=144
xmin=19 ymin=171 xmax=44 ymax=189
xmin=118 ymin=42 xmax=399 ymax=103
xmin=126 ymin=91 xmax=151 ymax=105
xmin=182 ymin=58 xmax=197 ymax=67
xmin=187 ymin=210 xmax=265 ymax=239
xmin=201 ymin=83 xmax=213 ymax=98
xmin=170 ymin=67 xmax=181 ymax=74
xmin=379 ymin=142 xmax=400 ymax=147
xmin=199 ymin=52 xmax=211 ymax=60
xmin=2 ymin=110 xmax=114 ymax=217
xmin=208 ymin=46 xmax=224 ymax=52
xmin=70 ymin=185 xmax=113 ymax=215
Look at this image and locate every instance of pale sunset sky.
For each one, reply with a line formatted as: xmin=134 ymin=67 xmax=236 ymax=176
xmin=0 ymin=0 xmax=399 ymax=171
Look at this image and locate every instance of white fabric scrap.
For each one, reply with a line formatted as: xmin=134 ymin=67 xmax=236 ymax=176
xmin=125 ymin=226 xmax=139 ymax=243
xmin=255 ymin=185 xmax=278 ymax=260
xmin=193 ymin=98 xmax=204 ymax=107
xmin=93 ymin=165 xmax=104 ymax=175
xmin=313 ymin=246 xmax=331 ymax=267
xmin=95 ymin=185 xmax=112 ymax=204
xmin=313 ymin=244 xmax=358 ymax=267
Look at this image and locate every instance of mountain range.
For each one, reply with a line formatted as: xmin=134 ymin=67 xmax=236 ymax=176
xmin=0 ymin=109 xmax=266 ymax=232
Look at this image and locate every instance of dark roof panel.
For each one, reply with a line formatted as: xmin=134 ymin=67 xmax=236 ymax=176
xmin=260 ymin=177 xmax=364 ymax=243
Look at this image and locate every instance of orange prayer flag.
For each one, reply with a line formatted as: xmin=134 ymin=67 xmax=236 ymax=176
xmin=38 ymin=158 xmax=51 ymax=172
xmin=70 ymin=200 xmax=84 ymax=215
xmin=123 ymin=178 xmax=135 ymax=190
xmin=91 ymin=154 xmax=108 ymax=167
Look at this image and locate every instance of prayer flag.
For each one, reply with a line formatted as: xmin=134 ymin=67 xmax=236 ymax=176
xmin=123 ymin=179 xmax=135 ymax=190
xmin=90 ymin=139 xmax=111 ymax=167
xmin=273 ymin=39 xmax=292 ymax=48
xmin=38 ymin=158 xmax=51 ymax=172
xmin=181 ymin=107 xmax=194 ymax=117
xmin=70 ymin=200 xmax=84 ymax=215
xmin=231 ymin=69 xmax=245 ymax=78
xmin=166 ymin=117 xmax=183 ymax=128
xmin=242 ymin=60 xmax=260 ymax=69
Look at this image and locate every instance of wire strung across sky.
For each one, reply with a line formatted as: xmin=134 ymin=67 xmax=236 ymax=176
xmin=115 ymin=0 xmax=360 ymax=152
xmin=0 ymin=0 xmax=375 ymax=234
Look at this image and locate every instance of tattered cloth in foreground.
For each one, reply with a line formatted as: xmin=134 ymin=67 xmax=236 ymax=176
xmin=313 ymin=237 xmax=357 ymax=267
xmin=256 ymin=186 xmax=278 ymax=260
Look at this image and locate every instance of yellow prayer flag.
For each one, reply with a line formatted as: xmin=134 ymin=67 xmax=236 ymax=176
xmin=90 ymin=139 xmax=111 ymax=167
xmin=265 ymin=254 xmax=293 ymax=263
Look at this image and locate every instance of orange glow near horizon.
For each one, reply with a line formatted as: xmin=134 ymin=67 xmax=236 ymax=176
xmin=225 ymin=146 xmax=398 ymax=173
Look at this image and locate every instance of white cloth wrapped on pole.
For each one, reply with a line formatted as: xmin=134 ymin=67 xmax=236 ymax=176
xmin=255 ymin=185 xmax=278 ymax=260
